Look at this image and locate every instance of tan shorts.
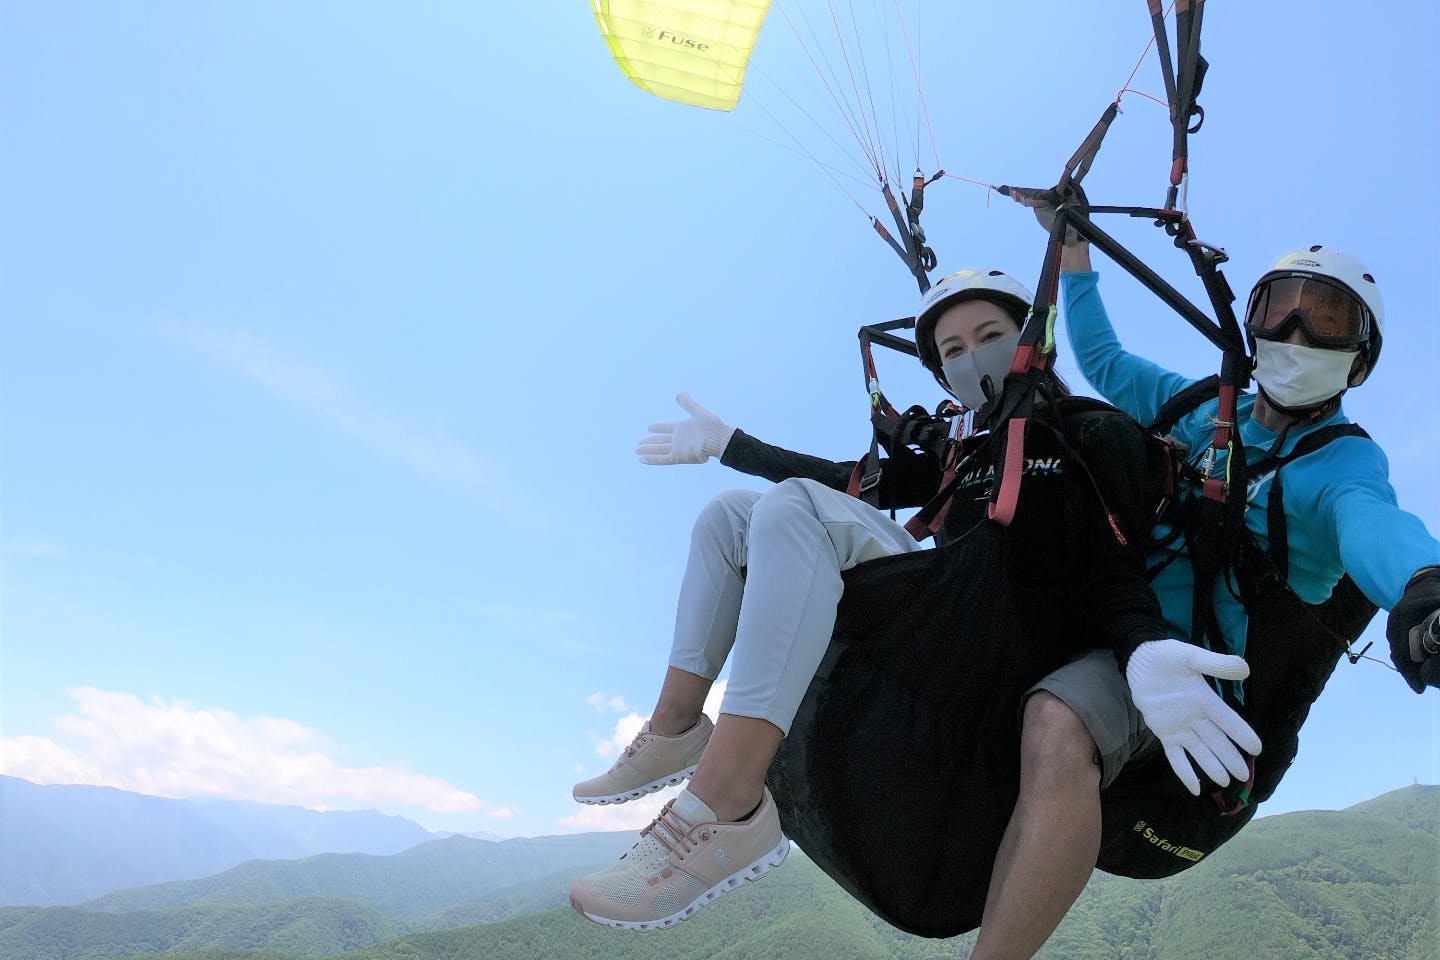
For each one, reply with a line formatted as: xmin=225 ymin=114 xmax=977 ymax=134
xmin=1027 ymin=649 xmax=1160 ymax=788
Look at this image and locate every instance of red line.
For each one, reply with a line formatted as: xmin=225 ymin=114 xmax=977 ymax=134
xmin=1116 ymin=0 xmax=1176 ymax=102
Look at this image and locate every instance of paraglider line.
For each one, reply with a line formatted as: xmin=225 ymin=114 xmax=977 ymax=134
xmin=942 ymin=172 xmax=996 ymax=207
xmin=1116 ymin=1 xmax=1174 ymax=102
xmin=732 ymin=88 xmax=878 ymax=219
xmin=890 ymin=0 xmax=939 ymax=170
xmin=824 ymin=0 xmax=884 ymax=174
xmin=1116 ymin=87 xmax=1169 ymax=109
xmin=776 ymin=1 xmax=884 ymax=178
xmin=875 ymin=2 xmax=917 ymax=173
xmin=747 ymin=63 xmax=877 ymax=185
xmin=742 ymin=123 xmax=879 ymax=197
xmin=788 ymin=0 xmax=882 ymax=173
xmin=842 ymin=0 xmax=891 ymax=182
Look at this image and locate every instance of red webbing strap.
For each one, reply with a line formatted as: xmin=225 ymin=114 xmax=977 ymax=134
xmin=1009 ymin=342 xmax=1045 ymax=377
xmin=1062 ymin=101 xmax=1119 ymax=187
xmin=847 ymin=328 xmax=901 ymax=503
xmin=902 ymin=438 xmax=965 ymax=541
xmin=1169 ymin=156 xmax=1187 ymax=190
xmin=860 ymin=331 xmax=902 ymax=421
xmin=846 ymin=456 xmax=869 ymax=499
xmin=1200 ymin=380 xmax=1237 ymax=502
xmin=987 ymin=417 xmax=1028 ymax=527
xmin=871 ymin=217 xmax=911 ymax=271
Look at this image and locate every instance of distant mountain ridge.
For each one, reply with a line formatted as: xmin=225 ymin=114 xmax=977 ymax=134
xmin=0 ymin=777 xmax=438 ymax=906
xmin=81 ymin=833 xmax=634 ymax=917
xmin=0 ymin=785 xmax=1433 ymax=960
xmin=0 ymin=833 xmax=635 ymax=960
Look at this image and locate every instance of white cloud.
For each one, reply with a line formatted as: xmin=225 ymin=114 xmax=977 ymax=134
xmin=585 ymin=692 xmax=632 ymax=713
xmin=163 ymin=321 xmax=499 ymax=500
xmin=0 ymin=735 xmax=94 ymax=782
xmin=0 ymin=687 xmax=504 ymax=816
xmin=593 ymin=712 xmax=646 ymax=758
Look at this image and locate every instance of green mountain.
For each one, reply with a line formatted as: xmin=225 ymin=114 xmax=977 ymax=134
xmin=81 ymin=832 xmax=632 ymax=918
xmin=0 ymin=897 xmax=398 ymax=960
xmin=3 ymin=786 xmax=1433 ymax=960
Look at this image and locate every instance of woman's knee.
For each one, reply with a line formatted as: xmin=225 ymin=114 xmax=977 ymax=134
xmin=749 ymin=478 xmax=825 ymax=530
xmin=692 ymin=488 xmax=761 ymax=539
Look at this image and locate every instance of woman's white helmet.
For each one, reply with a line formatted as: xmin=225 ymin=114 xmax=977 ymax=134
xmin=1256 ymin=244 xmax=1384 ymax=380
xmin=914 ymin=268 xmax=1034 ymax=374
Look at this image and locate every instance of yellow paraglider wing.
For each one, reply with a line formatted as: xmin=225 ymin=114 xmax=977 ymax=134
xmin=592 ymin=0 xmax=772 ymax=111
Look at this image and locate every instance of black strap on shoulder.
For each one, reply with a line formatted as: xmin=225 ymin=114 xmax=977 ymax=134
xmin=1254 ymin=423 xmax=1371 ymax=579
xmin=1150 ymin=374 xmax=1220 ymax=437
xmin=849 ymin=402 xmax=957 ymax=508
xmin=1142 ymin=380 xmax=1247 ymax=663
xmin=1146 ymin=379 xmax=1370 ymax=641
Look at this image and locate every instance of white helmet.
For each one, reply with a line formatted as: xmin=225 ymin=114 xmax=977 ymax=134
xmin=1253 ymin=244 xmax=1384 ymax=379
xmin=914 ymin=268 xmax=1034 ymax=374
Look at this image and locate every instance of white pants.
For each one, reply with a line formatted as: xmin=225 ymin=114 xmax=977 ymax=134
xmin=668 ymin=478 xmax=925 ymax=735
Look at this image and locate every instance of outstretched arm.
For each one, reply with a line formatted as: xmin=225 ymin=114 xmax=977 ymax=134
xmin=1060 ymin=268 xmax=1195 ymax=427
xmin=637 ymin=392 xmax=941 ymax=508
xmin=722 ymin=430 xmax=942 ymax=509
xmin=720 ymin=428 xmax=854 ymax=489
xmin=1310 ymin=439 xmax=1440 ymax=692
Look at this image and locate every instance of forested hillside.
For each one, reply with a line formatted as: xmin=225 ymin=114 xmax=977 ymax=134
xmin=3 ymin=787 xmax=1431 ymax=960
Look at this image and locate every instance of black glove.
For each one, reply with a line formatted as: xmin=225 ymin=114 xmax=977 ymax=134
xmin=1027 ymin=181 xmax=1089 ymax=245
xmin=1387 ymin=567 xmax=1440 ymax=693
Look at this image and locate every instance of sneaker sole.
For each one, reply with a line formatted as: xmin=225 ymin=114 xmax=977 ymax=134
xmin=570 ymin=837 xmax=790 ymax=931
xmin=572 ymin=763 xmax=699 ymax=805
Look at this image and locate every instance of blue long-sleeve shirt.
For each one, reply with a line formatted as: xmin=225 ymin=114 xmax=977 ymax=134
xmin=1062 ymin=270 xmax=1440 ymax=657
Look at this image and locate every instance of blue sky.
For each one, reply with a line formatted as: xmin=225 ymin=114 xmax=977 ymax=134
xmin=2 ymin=1 xmax=1436 ymax=840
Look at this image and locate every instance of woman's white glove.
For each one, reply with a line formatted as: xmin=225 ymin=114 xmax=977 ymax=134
xmin=636 ymin=392 xmax=737 ymax=465
xmin=1125 ymin=638 xmax=1263 ymax=796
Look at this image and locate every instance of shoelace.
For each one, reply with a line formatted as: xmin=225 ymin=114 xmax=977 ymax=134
xmin=641 ymin=800 xmax=700 ymax=859
xmin=606 ymin=727 xmax=655 ymax=770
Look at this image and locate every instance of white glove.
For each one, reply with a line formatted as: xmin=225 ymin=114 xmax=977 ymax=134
xmin=636 ymin=392 xmax=737 ymax=466
xmin=1125 ymin=638 xmax=1263 ymax=796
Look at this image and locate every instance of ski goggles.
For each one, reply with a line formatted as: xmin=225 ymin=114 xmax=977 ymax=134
xmin=1243 ymin=272 xmax=1372 ymax=349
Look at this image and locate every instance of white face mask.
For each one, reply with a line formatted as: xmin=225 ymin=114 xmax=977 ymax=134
xmin=1252 ymin=339 xmax=1356 ymax=409
xmin=940 ymin=332 xmax=1022 ymax=412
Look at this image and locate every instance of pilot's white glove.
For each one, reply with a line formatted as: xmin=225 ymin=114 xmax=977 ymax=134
xmin=636 ymin=392 xmax=737 ymax=466
xmin=1126 ymin=638 xmax=1263 ymax=796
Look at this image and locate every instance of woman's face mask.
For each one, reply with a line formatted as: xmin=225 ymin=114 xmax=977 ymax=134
xmin=941 ymin=331 xmax=1023 ymax=412
xmin=1252 ymin=339 xmax=1357 ymax=409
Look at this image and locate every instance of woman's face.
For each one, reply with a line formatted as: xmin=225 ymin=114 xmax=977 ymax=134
xmin=932 ymin=299 xmax=1021 ymax=362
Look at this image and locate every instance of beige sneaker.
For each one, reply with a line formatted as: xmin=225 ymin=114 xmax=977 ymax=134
xmin=568 ymin=787 xmax=789 ymax=930
xmin=572 ymin=715 xmax=714 ymax=805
